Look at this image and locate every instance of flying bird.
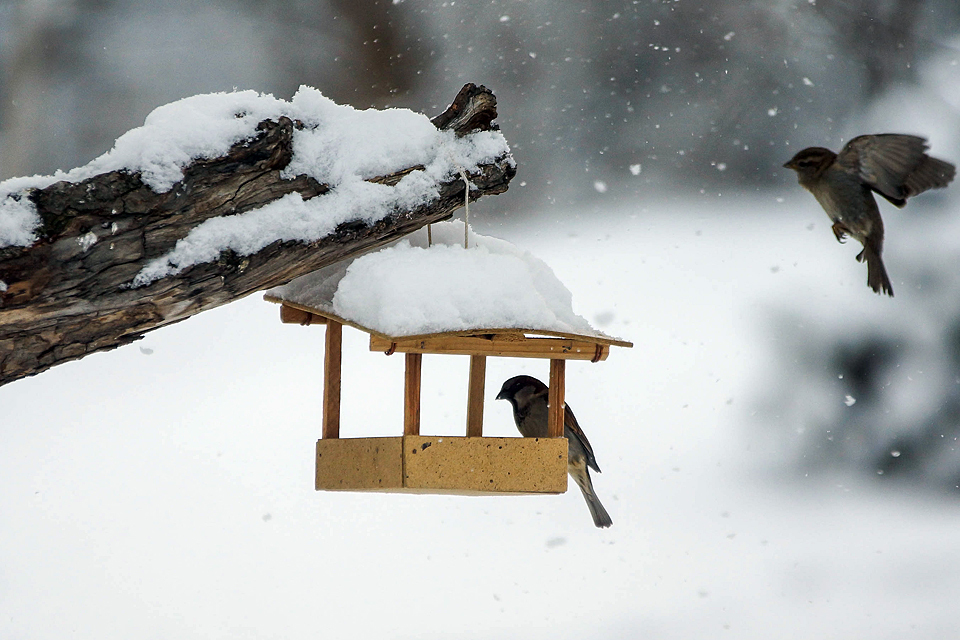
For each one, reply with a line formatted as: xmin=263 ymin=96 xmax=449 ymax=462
xmin=496 ymin=375 xmax=612 ymax=528
xmin=783 ymin=134 xmax=955 ymax=296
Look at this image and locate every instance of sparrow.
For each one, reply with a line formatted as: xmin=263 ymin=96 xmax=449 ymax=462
xmin=783 ymin=134 xmax=955 ymax=297
xmin=496 ymin=375 xmax=612 ymax=528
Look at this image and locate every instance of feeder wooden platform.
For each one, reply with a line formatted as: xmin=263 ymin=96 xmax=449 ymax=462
xmin=265 ymin=295 xmax=632 ymax=495
xmin=315 ymin=436 xmax=568 ymax=494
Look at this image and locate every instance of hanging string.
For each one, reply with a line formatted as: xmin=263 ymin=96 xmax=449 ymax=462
xmin=459 ymin=168 xmax=470 ymax=249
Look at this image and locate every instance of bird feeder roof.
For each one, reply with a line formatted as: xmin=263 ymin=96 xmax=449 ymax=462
xmin=264 ymin=221 xmax=631 ymax=351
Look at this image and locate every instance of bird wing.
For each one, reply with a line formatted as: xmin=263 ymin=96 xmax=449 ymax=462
xmin=564 ymin=404 xmax=601 ymax=473
xmin=837 ymin=134 xmax=954 ymax=206
xmin=903 ymin=155 xmax=956 ymax=198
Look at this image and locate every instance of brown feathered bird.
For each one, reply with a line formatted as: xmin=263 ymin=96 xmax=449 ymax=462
xmin=783 ymin=134 xmax=955 ymax=296
xmin=496 ymin=375 xmax=612 ymax=528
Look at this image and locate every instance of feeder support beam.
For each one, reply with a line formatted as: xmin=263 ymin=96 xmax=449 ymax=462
xmin=404 ymin=353 xmax=422 ymax=436
xmin=466 ymin=355 xmax=486 ymax=437
xmin=547 ymin=359 xmax=565 ymax=438
xmin=323 ymin=320 xmax=343 ymax=439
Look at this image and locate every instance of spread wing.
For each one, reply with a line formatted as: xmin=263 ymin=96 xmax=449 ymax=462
xmin=837 ymin=134 xmax=955 ymax=207
xmin=904 ymin=154 xmax=956 ymax=198
xmin=564 ymin=404 xmax=601 ymax=473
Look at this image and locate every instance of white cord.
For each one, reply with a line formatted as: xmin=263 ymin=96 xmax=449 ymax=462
xmin=459 ymin=168 xmax=470 ymax=248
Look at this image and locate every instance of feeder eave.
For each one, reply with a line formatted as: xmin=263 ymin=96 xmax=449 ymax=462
xmin=264 ymin=294 xmax=633 ymax=353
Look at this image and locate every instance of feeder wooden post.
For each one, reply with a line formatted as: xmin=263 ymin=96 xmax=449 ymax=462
xmin=323 ymin=320 xmax=343 ymax=439
xmin=404 ymin=353 xmax=422 ymax=435
xmin=466 ymin=355 xmax=486 ymax=437
xmin=547 ymin=358 xmax=565 ymax=438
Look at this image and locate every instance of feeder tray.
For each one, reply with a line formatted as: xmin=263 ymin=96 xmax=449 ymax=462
xmin=265 ymin=296 xmax=631 ymax=496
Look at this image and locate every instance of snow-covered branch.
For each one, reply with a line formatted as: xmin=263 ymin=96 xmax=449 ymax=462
xmin=0 ymin=83 xmax=515 ymax=387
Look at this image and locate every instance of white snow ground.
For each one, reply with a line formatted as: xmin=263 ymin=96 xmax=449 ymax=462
xmin=3 ymin=193 xmax=960 ymax=639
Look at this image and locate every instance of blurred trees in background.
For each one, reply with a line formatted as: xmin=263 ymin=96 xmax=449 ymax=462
xmin=3 ymin=0 xmax=959 ymax=208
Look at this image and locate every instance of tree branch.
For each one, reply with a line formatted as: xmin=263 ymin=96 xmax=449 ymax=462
xmin=0 ymin=83 xmax=515 ymax=387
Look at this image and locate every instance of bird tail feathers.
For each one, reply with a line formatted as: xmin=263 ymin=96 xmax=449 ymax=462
xmin=856 ymin=245 xmax=894 ymax=297
xmin=570 ymin=463 xmax=613 ymax=528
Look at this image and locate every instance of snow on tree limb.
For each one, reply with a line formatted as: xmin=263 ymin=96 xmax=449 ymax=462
xmin=0 ymin=83 xmax=515 ymax=387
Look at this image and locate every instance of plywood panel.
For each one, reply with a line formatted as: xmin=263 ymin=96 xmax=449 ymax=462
xmin=403 ymin=436 xmax=567 ymax=494
xmin=315 ymin=437 xmax=404 ymax=491
xmin=315 ymin=436 xmax=568 ymax=495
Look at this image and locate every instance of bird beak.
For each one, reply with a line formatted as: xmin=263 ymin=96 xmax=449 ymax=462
xmin=782 ymin=161 xmax=792 ymax=169
xmin=495 ymin=391 xmax=506 ymax=400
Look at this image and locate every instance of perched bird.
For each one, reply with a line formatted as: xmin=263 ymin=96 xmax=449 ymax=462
xmin=496 ymin=375 xmax=612 ymax=528
xmin=783 ymin=134 xmax=955 ymax=296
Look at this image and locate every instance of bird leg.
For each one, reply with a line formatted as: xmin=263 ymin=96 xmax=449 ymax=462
xmin=831 ymin=222 xmax=849 ymax=244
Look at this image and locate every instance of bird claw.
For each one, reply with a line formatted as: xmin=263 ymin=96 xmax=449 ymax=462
xmin=831 ymin=223 xmax=848 ymax=243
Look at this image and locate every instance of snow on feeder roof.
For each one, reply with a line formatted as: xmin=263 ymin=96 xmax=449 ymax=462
xmin=265 ymin=220 xmax=630 ymax=350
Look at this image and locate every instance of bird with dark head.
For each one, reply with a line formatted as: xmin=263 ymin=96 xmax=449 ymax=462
xmin=783 ymin=134 xmax=955 ymax=297
xmin=496 ymin=375 xmax=612 ymax=528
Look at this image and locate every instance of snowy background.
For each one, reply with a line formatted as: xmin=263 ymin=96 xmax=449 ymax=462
xmin=4 ymin=1 xmax=960 ymax=638
xmin=5 ymin=194 xmax=960 ymax=639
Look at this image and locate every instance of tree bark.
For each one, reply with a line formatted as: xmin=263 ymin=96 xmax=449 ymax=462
xmin=0 ymin=83 xmax=515 ymax=387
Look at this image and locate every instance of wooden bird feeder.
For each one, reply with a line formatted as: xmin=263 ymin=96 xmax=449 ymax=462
xmin=264 ymin=296 xmax=632 ymax=496
xmin=263 ymin=217 xmax=631 ymax=496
